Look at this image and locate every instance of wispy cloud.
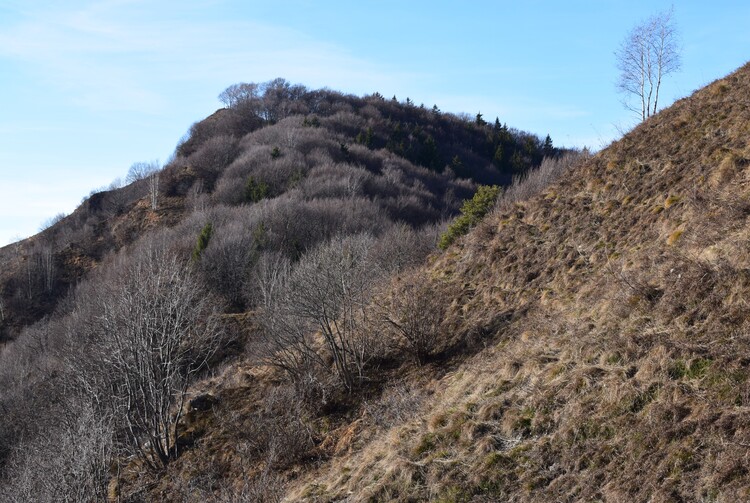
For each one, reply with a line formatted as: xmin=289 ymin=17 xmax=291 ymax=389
xmin=0 ymin=0 xmax=414 ymax=114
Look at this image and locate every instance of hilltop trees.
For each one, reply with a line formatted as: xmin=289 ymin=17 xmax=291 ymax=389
xmin=616 ymin=8 xmax=681 ymax=121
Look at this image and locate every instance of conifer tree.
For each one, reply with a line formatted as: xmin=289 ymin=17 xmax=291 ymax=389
xmin=543 ymin=134 xmax=554 ymax=156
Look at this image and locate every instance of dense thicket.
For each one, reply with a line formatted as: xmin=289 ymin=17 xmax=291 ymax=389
xmin=0 ymin=78 xmax=565 ymax=501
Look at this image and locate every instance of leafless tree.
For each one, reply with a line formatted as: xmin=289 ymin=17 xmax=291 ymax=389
xmin=126 ymin=160 xmax=160 ymax=184
xmin=616 ymin=8 xmax=681 ymax=121
xmin=125 ymin=160 xmax=160 ymax=209
xmin=73 ymin=238 xmax=222 ymax=470
xmin=218 ymin=82 xmax=261 ymax=108
xmin=376 ymin=270 xmax=444 ymax=365
xmin=260 ymin=234 xmax=382 ymax=390
xmin=38 ymin=213 xmax=66 ymax=232
xmin=3 ymin=401 xmax=114 ymax=503
xmin=250 ymin=251 xmax=291 ymax=311
xmin=149 ymin=170 xmax=159 ymax=210
xmin=23 ymin=245 xmax=54 ymax=299
xmin=40 ymin=246 xmax=54 ymax=293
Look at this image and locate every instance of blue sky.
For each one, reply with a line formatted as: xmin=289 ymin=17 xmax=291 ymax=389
xmin=0 ymin=1 xmax=748 ymax=246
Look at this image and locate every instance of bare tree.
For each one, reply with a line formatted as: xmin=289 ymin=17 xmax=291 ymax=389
xmin=38 ymin=212 xmax=66 ymax=232
xmin=126 ymin=160 xmax=160 ymax=184
xmin=74 ymin=238 xmax=222 ymax=470
xmin=125 ymin=160 xmax=160 ymax=209
xmin=40 ymin=246 xmax=54 ymax=293
xmin=251 ymin=251 xmax=291 ymax=311
xmin=218 ymin=82 xmax=261 ymax=108
xmin=149 ymin=170 xmax=159 ymax=210
xmin=23 ymin=245 xmax=54 ymax=300
xmin=3 ymin=401 xmax=114 ymax=503
xmin=260 ymin=234 xmax=382 ymax=390
xmin=615 ymin=8 xmax=681 ymax=121
xmin=376 ymin=270 xmax=444 ymax=365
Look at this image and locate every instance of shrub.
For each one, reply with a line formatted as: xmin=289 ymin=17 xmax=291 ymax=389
xmin=259 ymin=234 xmax=384 ymax=390
xmin=438 ymin=185 xmax=501 ymax=249
xmin=376 ymin=269 xmax=445 ymax=365
xmin=495 ymin=150 xmax=589 ymax=209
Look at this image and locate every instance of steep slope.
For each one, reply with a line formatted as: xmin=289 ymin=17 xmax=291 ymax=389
xmin=278 ymin=64 xmax=750 ymax=501
xmin=104 ymin=64 xmax=750 ymax=502
xmin=12 ymin=61 xmax=750 ymax=501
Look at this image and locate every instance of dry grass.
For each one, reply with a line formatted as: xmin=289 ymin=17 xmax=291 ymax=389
xmin=278 ymin=62 xmax=750 ymax=501
xmin=121 ymin=62 xmax=750 ymax=502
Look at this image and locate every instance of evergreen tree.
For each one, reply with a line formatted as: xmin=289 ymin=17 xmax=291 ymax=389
xmin=363 ymin=126 xmax=374 ymax=148
xmin=245 ymin=176 xmax=269 ymax=203
xmin=419 ymin=135 xmax=439 ymax=170
xmin=439 ymin=185 xmax=501 ymax=249
xmin=510 ymin=150 xmax=525 ymax=172
xmin=543 ymin=134 xmax=554 ymax=156
xmin=192 ymin=223 xmax=213 ymax=261
xmin=493 ymin=145 xmax=505 ymax=169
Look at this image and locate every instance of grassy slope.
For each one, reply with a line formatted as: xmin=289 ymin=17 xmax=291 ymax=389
xmin=112 ymin=65 xmax=750 ymax=502
xmin=275 ymin=64 xmax=750 ymax=501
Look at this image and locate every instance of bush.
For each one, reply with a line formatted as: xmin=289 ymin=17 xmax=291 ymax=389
xmin=438 ymin=185 xmax=501 ymax=249
xmin=495 ymin=151 xmax=589 ymax=209
xmin=258 ymin=234 xmax=384 ymax=390
xmin=376 ymin=269 xmax=446 ymax=365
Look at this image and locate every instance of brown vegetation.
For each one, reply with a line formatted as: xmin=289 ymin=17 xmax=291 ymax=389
xmin=281 ymin=62 xmax=750 ymax=501
xmin=0 ymin=79 xmax=552 ymax=501
xmin=7 ymin=59 xmax=750 ymax=502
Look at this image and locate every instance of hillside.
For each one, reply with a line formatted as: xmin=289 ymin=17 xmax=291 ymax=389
xmin=116 ymin=63 xmax=750 ymax=502
xmin=0 ymin=80 xmax=550 ymax=342
xmin=0 ymin=80 xmax=555 ymax=501
xmin=280 ymin=63 xmax=750 ymax=501
xmin=3 ymin=59 xmax=748 ymax=501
